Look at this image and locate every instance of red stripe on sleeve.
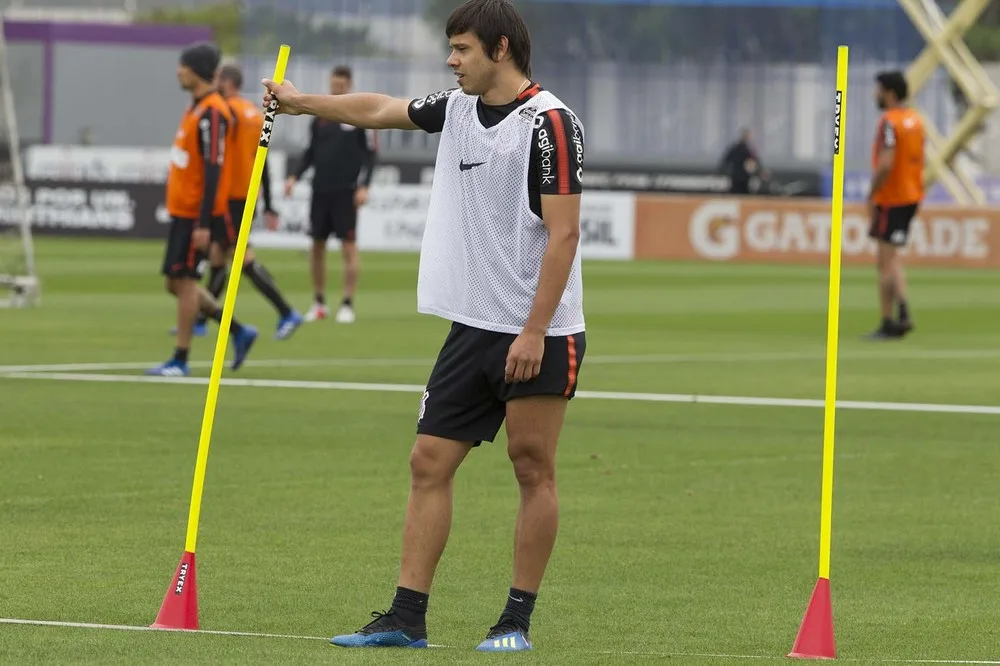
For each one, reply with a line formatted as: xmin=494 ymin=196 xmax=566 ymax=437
xmin=546 ymin=110 xmax=571 ymax=195
xmin=209 ymin=109 xmax=219 ymax=164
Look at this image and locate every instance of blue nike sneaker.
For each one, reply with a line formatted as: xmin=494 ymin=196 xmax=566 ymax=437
xmin=476 ymin=620 xmax=532 ymax=652
xmin=274 ymin=310 xmax=303 ymax=341
xmin=231 ymin=325 xmax=258 ymax=371
xmin=329 ymin=610 xmax=428 ymax=648
xmin=144 ymin=359 xmax=190 ymax=377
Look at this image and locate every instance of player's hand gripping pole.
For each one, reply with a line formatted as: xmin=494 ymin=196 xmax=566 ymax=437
xmin=787 ymin=44 xmax=848 ymax=661
xmin=151 ymin=45 xmax=291 ymax=632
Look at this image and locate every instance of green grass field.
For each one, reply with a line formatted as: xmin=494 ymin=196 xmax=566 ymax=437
xmin=2 ymin=237 xmax=999 ymax=665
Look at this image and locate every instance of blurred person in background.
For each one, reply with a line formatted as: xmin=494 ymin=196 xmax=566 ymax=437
xmin=284 ymin=65 xmax=379 ymax=324
xmin=148 ymin=42 xmax=257 ymax=376
xmin=719 ymin=128 xmax=769 ymax=195
xmin=206 ymin=64 xmax=303 ymax=341
xmin=865 ymin=70 xmax=924 ymax=340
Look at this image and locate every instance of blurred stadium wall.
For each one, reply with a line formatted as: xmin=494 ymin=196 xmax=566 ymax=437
xmin=6 ymin=0 xmax=1000 ymax=193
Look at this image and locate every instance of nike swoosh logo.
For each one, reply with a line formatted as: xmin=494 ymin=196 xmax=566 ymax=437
xmin=460 ymin=161 xmax=485 ymax=171
xmin=509 ymin=595 xmax=524 ymax=602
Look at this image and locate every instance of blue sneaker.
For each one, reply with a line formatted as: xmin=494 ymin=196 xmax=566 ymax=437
xmin=144 ymin=359 xmax=190 ymax=377
xmin=231 ymin=325 xmax=258 ymax=371
xmin=330 ymin=610 xmax=428 ymax=648
xmin=274 ymin=311 xmax=303 ymax=341
xmin=476 ymin=621 xmax=532 ymax=652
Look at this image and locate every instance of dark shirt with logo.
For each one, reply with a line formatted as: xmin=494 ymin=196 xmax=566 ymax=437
xmin=407 ymin=83 xmax=584 ymax=219
xmin=294 ymin=118 xmax=378 ymax=194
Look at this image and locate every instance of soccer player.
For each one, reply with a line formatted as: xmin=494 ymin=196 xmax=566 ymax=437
xmin=866 ymin=70 xmax=925 ymax=340
xmin=283 ymin=65 xmax=378 ymax=324
xmin=206 ymin=64 xmax=304 ymax=341
xmin=147 ymin=42 xmax=257 ymax=377
xmin=262 ymin=0 xmax=586 ymax=652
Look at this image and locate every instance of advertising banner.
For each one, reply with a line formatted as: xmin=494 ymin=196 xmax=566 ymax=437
xmin=634 ymin=194 xmax=1000 ymax=268
xmin=0 ymin=179 xmax=167 ymax=238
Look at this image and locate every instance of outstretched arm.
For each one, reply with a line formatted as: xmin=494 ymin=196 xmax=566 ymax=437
xmin=262 ymin=79 xmax=418 ymax=130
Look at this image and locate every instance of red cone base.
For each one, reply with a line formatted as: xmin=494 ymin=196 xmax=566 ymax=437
xmin=787 ymin=577 xmax=835 ymax=659
xmin=151 ymin=551 xmax=198 ymax=630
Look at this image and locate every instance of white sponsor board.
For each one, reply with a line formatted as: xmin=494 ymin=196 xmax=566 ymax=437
xmin=253 ymin=183 xmax=635 ymax=260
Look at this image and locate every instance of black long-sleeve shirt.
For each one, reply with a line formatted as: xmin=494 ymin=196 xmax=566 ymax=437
xmin=294 ymin=118 xmax=378 ymax=193
xmin=196 ymin=105 xmax=226 ymax=228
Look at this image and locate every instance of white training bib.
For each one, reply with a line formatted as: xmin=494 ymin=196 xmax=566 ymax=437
xmin=416 ymin=89 xmax=586 ymax=336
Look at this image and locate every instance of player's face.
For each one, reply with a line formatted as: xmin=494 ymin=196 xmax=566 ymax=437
xmin=446 ymin=32 xmax=495 ymax=95
xmin=330 ymin=75 xmax=351 ymax=95
xmin=875 ymin=84 xmax=888 ymax=110
xmin=176 ymin=65 xmax=197 ymax=91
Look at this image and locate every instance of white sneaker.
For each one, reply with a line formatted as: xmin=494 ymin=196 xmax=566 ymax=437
xmin=304 ymin=303 xmax=328 ymax=322
xmin=335 ymin=304 xmax=355 ymax=324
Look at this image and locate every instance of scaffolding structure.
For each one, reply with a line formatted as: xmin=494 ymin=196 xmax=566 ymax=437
xmin=898 ymin=0 xmax=999 ymax=205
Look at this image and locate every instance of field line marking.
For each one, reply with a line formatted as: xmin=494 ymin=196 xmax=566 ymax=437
xmin=0 ymin=617 xmax=327 ymax=640
xmin=3 ymin=347 xmax=1000 ymax=374
xmin=3 ymin=371 xmax=999 ymax=416
xmin=1 ymin=619 xmax=995 ymax=663
xmin=0 ymin=618 xmax=450 ymax=647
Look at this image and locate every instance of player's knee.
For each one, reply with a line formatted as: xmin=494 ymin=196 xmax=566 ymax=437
xmin=408 ymin=437 xmax=458 ymax=488
xmin=508 ymin=436 xmax=555 ymax=489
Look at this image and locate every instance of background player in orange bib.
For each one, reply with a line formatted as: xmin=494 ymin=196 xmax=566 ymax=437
xmin=147 ymin=42 xmax=258 ymax=376
xmin=200 ymin=64 xmax=303 ymax=341
xmin=865 ymin=70 xmax=925 ymax=340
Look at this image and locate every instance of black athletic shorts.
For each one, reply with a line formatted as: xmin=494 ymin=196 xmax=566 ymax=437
xmin=869 ymin=203 xmax=919 ymax=246
xmin=161 ymin=217 xmax=207 ymax=279
xmin=416 ymin=321 xmax=587 ymax=446
xmin=310 ymin=189 xmax=357 ymax=242
xmin=210 ymin=206 xmax=239 ymax=248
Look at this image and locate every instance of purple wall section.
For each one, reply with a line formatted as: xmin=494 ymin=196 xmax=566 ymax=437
xmin=3 ymin=20 xmax=213 ymax=143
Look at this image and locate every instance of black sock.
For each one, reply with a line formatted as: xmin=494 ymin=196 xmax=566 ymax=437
xmin=173 ymin=347 xmax=189 ymax=365
xmin=208 ymin=265 xmax=227 ymax=299
xmin=898 ymin=300 xmax=910 ymax=322
xmin=315 ymin=293 xmax=325 ymax=306
xmin=195 ymin=266 xmax=227 ymax=327
xmin=207 ymin=308 xmax=244 ymax=336
xmin=881 ymin=316 xmax=894 ymax=331
xmin=342 ymin=296 xmax=353 ymax=308
xmin=246 ymin=261 xmax=292 ymax=318
xmin=500 ymin=587 xmax=537 ymax=633
xmin=390 ymin=586 xmax=428 ymax=629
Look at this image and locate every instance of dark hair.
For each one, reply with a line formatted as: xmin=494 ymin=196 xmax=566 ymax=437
xmin=875 ymin=71 xmax=908 ymax=102
xmin=331 ymin=65 xmax=352 ymax=80
xmin=446 ymin=0 xmax=532 ymax=77
xmin=218 ymin=64 xmax=243 ymax=89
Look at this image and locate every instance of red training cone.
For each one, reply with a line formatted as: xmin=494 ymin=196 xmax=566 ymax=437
xmin=151 ymin=551 xmax=199 ymax=630
xmin=787 ymin=577 xmax=835 ymax=659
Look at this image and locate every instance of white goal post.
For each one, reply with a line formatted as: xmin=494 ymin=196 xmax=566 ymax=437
xmin=0 ymin=12 xmax=39 ymax=308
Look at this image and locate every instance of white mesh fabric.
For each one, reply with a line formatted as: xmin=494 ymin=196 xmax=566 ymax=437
xmin=416 ymin=90 xmax=586 ymax=336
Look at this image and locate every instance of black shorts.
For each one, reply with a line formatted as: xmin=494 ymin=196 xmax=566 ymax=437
xmin=210 ymin=207 xmax=238 ymax=248
xmin=869 ymin=203 xmax=919 ymax=246
xmin=161 ymin=217 xmax=207 ymax=279
xmin=310 ymin=190 xmax=357 ymax=242
xmin=416 ymin=322 xmax=587 ymax=446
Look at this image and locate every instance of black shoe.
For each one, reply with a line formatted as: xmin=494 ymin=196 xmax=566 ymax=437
xmin=864 ymin=321 xmax=904 ymax=340
xmin=896 ymin=318 xmax=914 ymax=336
xmin=329 ymin=609 xmax=428 ymax=648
